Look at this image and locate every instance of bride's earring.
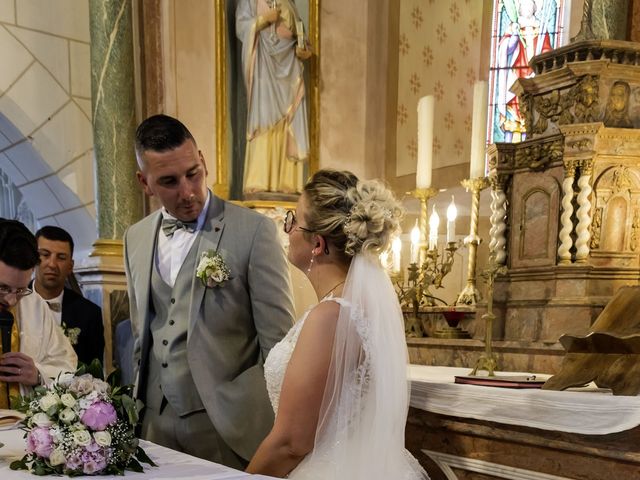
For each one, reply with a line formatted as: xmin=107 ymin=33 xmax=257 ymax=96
xmin=307 ymin=250 xmax=315 ymax=274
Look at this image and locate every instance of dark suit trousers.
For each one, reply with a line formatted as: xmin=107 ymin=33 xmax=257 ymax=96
xmin=141 ymin=399 xmax=247 ymax=470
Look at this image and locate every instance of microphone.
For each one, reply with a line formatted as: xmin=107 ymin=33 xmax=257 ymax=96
xmin=0 ymin=309 xmax=14 ymax=355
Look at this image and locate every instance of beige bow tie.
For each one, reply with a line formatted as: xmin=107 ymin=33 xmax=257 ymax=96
xmin=47 ymin=301 xmax=62 ymax=313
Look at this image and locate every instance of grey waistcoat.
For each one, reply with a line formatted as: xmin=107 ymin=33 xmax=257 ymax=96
xmin=145 ymin=243 xmax=205 ymax=415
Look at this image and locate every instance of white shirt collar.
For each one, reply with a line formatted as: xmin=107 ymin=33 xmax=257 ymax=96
xmin=160 ymin=190 xmax=211 ymax=234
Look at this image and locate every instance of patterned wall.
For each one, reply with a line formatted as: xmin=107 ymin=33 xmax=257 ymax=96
xmin=396 ymin=0 xmax=485 ymax=178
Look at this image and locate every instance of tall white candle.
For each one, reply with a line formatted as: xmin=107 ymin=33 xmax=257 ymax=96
xmin=446 ymin=195 xmax=457 ymax=243
xmin=410 ymin=221 xmax=420 ymax=263
xmin=428 ymin=206 xmax=440 ymax=251
xmin=392 ymin=237 xmax=402 ymax=273
xmin=416 ymin=96 xmax=435 ymax=188
xmin=469 ymin=81 xmax=488 ymax=179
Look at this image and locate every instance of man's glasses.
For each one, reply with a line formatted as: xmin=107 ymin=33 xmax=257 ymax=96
xmin=0 ymin=285 xmax=33 ymax=298
xmin=283 ymin=210 xmax=330 ymax=254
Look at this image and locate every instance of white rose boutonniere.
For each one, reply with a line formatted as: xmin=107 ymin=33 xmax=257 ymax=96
xmin=196 ymin=250 xmax=231 ymax=288
xmin=61 ymin=322 xmax=81 ymax=346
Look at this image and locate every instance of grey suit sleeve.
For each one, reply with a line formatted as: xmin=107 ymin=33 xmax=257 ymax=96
xmin=123 ymin=228 xmax=141 ymax=379
xmin=247 ymin=216 xmax=295 ymax=358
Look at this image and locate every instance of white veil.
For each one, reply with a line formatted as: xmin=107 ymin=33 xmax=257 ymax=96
xmin=290 ymin=254 xmax=428 ymax=479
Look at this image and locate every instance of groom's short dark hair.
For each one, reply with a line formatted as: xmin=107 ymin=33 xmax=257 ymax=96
xmin=0 ymin=218 xmax=39 ymax=270
xmin=134 ymin=114 xmax=196 ymax=161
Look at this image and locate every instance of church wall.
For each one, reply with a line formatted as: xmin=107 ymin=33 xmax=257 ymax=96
xmin=0 ymin=0 xmax=96 ymax=258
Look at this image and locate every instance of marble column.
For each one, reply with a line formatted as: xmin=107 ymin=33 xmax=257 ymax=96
xmin=75 ymin=0 xmax=142 ymax=372
xmin=488 ymin=176 xmax=508 ymax=266
xmin=90 ymin=0 xmax=142 ymax=243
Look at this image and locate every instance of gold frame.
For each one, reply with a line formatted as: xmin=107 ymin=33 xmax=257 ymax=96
xmin=214 ymin=0 xmax=320 ymax=200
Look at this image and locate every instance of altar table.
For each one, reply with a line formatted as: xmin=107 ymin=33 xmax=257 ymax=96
xmin=0 ymin=428 xmax=277 ymax=479
xmin=407 ymin=365 xmax=640 ymax=480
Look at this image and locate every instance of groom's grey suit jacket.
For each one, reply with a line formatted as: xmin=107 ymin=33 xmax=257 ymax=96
xmin=124 ymin=194 xmax=294 ymax=460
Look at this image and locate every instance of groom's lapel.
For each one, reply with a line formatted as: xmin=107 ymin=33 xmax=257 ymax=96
xmin=138 ymin=212 xmax=162 ymax=332
xmin=188 ymin=194 xmax=226 ymax=334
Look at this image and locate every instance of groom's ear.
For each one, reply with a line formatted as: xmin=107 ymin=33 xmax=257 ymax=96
xmin=136 ymin=171 xmax=153 ymax=196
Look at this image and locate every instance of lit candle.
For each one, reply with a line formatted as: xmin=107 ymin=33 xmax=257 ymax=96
xmin=410 ymin=221 xmax=420 ymax=263
xmin=469 ymin=81 xmax=488 ymax=179
xmin=428 ymin=206 xmax=440 ymax=251
xmin=392 ymin=237 xmax=402 ymax=273
xmin=447 ymin=195 xmax=457 ymax=243
xmin=416 ymin=96 xmax=435 ymax=188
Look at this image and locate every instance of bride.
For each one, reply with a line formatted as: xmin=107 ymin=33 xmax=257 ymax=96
xmin=246 ymin=170 xmax=428 ymax=479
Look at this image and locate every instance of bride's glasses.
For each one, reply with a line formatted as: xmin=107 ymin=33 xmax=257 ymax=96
xmin=284 ymin=210 xmax=313 ymax=234
xmin=283 ymin=210 xmax=330 ymax=254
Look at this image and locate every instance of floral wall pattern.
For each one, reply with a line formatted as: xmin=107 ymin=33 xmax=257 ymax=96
xmin=396 ymin=0 xmax=485 ymax=179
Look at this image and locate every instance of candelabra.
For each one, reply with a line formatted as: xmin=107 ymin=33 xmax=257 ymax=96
xmin=456 ymin=177 xmax=490 ymax=305
xmin=397 ymin=187 xmax=462 ymax=337
xmin=469 ymin=252 xmax=507 ymax=376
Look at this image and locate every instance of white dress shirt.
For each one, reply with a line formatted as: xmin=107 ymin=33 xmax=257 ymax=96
xmin=34 ymin=287 xmax=63 ymax=326
xmin=156 ymin=192 xmax=211 ymax=287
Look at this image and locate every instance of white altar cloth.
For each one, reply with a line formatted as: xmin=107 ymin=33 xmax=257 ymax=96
xmin=409 ymin=365 xmax=640 ymax=435
xmin=0 ymin=428 xmax=276 ymax=479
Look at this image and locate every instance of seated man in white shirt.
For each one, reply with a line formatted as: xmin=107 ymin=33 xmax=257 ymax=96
xmin=0 ymin=219 xmax=77 ymax=401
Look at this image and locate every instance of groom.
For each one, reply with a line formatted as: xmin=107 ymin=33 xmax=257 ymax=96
xmin=124 ymin=114 xmax=294 ymax=469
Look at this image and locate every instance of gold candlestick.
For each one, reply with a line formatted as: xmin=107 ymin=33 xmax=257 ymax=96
xmin=410 ymin=187 xmax=438 ymax=264
xmin=456 ymin=177 xmax=489 ymax=305
xmin=470 ymin=253 xmax=507 ymax=376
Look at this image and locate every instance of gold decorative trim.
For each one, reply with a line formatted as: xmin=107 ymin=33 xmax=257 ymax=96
xmin=214 ymin=0 xmax=320 ymax=199
xmin=89 ymin=239 xmax=124 ymax=257
xmin=233 ymin=199 xmax=297 ymax=210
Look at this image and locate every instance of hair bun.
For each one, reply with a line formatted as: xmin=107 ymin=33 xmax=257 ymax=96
xmin=343 ymin=180 xmax=403 ymax=256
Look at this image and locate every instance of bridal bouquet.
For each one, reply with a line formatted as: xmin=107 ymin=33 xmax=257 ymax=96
xmin=10 ymin=361 xmax=155 ymax=476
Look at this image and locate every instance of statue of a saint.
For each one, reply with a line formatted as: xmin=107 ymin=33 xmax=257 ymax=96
xmin=236 ymin=0 xmax=311 ymax=196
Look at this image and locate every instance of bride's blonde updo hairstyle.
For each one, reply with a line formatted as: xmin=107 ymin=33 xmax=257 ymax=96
xmin=302 ymin=169 xmax=403 ymax=259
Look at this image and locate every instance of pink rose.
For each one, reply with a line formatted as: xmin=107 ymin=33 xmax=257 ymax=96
xmin=80 ymin=401 xmax=117 ymax=430
xmin=26 ymin=427 xmax=54 ymax=458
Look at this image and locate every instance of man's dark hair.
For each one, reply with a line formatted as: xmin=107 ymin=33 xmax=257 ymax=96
xmin=35 ymin=225 xmax=74 ymax=256
xmin=134 ymin=114 xmax=195 ymax=162
xmin=0 ymin=218 xmax=39 ymax=270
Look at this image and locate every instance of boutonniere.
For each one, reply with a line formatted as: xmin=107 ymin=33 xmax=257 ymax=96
xmin=196 ymin=250 xmax=231 ymax=287
xmin=61 ymin=322 xmax=81 ymax=346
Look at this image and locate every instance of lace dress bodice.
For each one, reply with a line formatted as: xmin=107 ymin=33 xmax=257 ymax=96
xmin=265 ymin=296 xmax=349 ymax=414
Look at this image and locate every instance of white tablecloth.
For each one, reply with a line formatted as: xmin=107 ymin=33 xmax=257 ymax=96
xmin=0 ymin=428 xmax=276 ymax=479
xmin=409 ymin=365 xmax=640 ymax=435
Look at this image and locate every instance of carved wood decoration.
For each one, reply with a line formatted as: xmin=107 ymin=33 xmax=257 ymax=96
xmin=544 ymin=286 xmax=640 ymax=395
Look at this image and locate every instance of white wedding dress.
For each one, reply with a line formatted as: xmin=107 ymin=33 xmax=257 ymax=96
xmin=264 ymin=255 xmax=429 ymax=479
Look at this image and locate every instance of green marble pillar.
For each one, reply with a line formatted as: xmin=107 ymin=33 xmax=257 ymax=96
xmin=89 ymin=0 xmax=142 ymax=248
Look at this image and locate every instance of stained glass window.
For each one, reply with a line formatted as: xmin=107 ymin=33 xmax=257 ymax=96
xmin=488 ymin=0 xmax=565 ymax=143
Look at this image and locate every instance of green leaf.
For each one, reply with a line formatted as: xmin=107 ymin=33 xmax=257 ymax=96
xmin=86 ymin=358 xmax=105 ymax=380
xmin=121 ymin=394 xmax=139 ymax=424
xmin=126 ymin=458 xmax=144 ymax=473
xmin=9 ymin=455 xmax=28 ymax=470
xmin=107 ymin=368 xmax=122 ymax=388
xmin=135 ymin=446 xmax=157 ymax=466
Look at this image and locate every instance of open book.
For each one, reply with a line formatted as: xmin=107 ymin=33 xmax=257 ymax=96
xmin=0 ymin=409 xmax=25 ymax=430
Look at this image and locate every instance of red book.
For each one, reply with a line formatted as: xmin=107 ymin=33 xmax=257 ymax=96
xmin=454 ymin=375 xmax=546 ymax=389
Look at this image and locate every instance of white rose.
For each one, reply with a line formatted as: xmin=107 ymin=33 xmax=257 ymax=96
xmin=31 ymin=412 xmax=54 ymax=427
xmin=93 ymin=431 xmax=112 ymax=447
xmin=56 ymin=373 xmax=75 ymax=388
xmin=73 ymin=429 xmax=92 ymax=446
xmin=60 ymin=393 xmax=76 ymax=408
xmin=59 ymin=408 xmax=77 ymax=424
xmin=38 ymin=393 xmax=60 ymax=412
xmin=49 ymin=448 xmax=66 ymax=466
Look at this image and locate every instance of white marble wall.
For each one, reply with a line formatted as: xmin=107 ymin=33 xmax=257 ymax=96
xmin=0 ymin=0 xmax=95 ymax=257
